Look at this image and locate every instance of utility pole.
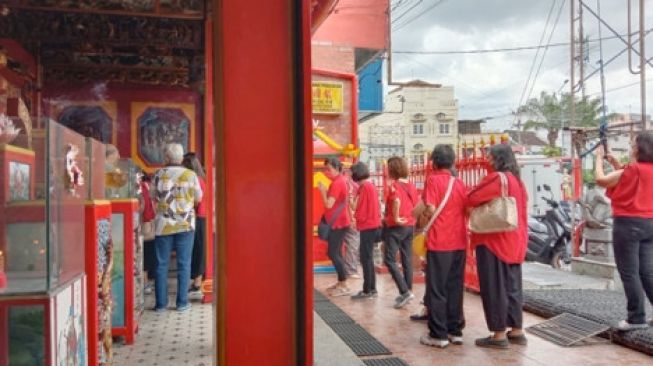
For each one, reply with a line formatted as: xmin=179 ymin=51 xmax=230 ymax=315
xmin=569 ymin=0 xmax=578 ymax=256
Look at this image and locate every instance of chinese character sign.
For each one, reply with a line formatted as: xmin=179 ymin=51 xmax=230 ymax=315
xmin=312 ymin=81 xmax=343 ymax=114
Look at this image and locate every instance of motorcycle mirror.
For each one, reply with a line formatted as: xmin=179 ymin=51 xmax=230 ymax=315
xmin=543 ymin=184 xmax=551 ymax=191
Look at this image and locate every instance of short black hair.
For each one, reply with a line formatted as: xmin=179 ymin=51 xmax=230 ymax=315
xmin=430 ymin=144 xmax=455 ymax=170
xmin=635 ymin=131 xmax=653 ymax=163
xmin=324 ymin=157 xmax=342 ymax=172
xmin=350 ymin=162 xmax=370 ymax=182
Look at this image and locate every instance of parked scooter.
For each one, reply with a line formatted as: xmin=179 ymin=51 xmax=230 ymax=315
xmin=526 ymin=184 xmax=572 ymax=268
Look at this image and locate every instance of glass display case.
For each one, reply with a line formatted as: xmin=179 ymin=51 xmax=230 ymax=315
xmin=84 ymin=137 xmax=113 ymax=366
xmin=105 ymin=158 xmax=139 ymax=199
xmin=106 ymin=156 xmax=143 ymax=344
xmin=110 ymin=199 xmax=142 ymax=345
xmin=0 ymin=120 xmax=88 ymax=366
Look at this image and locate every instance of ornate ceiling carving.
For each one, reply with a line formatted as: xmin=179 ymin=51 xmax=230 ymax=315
xmin=0 ymin=7 xmax=205 ymax=87
xmin=4 ymin=0 xmax=204 ymax=19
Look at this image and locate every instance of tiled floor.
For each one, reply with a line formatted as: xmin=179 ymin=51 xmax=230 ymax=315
xmin=315 ymin=272 xmax=653 ymax=366
xmin=112 ymin=286 xmax=213 ymax=366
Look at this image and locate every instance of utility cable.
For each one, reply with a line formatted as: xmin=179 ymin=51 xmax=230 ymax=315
xmin=513 ymin=0 xmax=558 ymax=126
xmin=525 ymin=0 xmax=567 ymax=104
xmin=392 ymin=32 xmax=646 ymax=55
xmin=393 ymin=0 xmax=448 ymax=31
xmin=392 ymin=0 xmax=423 ymax=25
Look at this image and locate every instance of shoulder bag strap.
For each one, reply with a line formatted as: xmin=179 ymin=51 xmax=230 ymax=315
xmin=498 ymin=172 xmax=508 ymax=197
xmin=327 ymin=200 xmax=347 ymax=227
xmin=397 ymin=181 xmax=416 ymax=205
xmin=422 ymin=177 xmax=456 ymax=233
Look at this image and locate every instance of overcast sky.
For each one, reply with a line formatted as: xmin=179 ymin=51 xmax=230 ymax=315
xmin=390 ymin=0 xmax=653 ymax=124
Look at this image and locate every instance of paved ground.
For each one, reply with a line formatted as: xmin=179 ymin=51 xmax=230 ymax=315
xmin=522 ymin=262 xmax=613 ymax=290
xmin=112 ymin=286 xmax=213 ymax=366
xmin=314 ymin=312 xmax=366 ymax=366
xmin=315 ymin=272 xmax=652 ymax=366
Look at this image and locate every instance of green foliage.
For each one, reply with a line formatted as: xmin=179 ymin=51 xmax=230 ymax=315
xmin=518 ymin=91 xmax=605 ymax=148
xmin=582 ymin=169 xmax=596 ymax=185
xmin=542 ymin=146 xmax=563 ymax=157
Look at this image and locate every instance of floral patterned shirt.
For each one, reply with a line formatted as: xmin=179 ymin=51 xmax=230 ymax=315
xmin=152 ymin=166 xmax=203 ymax=236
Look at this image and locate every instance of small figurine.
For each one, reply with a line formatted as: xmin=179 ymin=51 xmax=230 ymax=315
xmin=64 ymin=143 xmax=84 ymax=195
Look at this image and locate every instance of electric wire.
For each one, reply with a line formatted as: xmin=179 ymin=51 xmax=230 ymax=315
xmin=512 ymin=0 xmax=559 ymax=126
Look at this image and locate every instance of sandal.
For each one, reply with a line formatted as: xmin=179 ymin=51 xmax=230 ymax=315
xmin=474 ymin=336 xmax=509 ymax=349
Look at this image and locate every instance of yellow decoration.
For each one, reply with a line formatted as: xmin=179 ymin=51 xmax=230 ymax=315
xmin=313 ymin=129 xmax=360 ymax=157
xmin=313 ymin=171 xmax=332 ymax=188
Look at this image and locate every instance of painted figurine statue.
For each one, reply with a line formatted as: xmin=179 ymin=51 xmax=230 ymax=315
xmin=64 ymin=143 xmax=84 ymax=195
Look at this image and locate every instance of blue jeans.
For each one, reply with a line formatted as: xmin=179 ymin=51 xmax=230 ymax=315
xmin=154 ymin=231 xmax=195 ymax=310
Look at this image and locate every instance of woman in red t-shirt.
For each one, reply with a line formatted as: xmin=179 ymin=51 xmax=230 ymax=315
xmin=318 ymin=157 xmax=352 ymax=296
xmin=183 ymin=153 xmax=207 ymax=298
xmin=467 ymin=144 xmax=528 ymax=349
xmin=412 ymin=145 xmax=467 ymax=348
xmin=595 ymin=131 xmax=653 ymax=331
xmin=350 ymin=162 xmax=381 ymax=300
xmin=383 ymin=157 xmax=419 ymax=309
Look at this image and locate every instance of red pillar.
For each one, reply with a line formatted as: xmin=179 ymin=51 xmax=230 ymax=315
xmin=214 ymin=0 xmax=310 ymax=365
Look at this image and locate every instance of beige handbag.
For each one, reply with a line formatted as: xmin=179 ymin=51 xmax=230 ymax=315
xmin=469 ymin=172 xmax=518 ymax=234
xmin=141 ymin=221 xmax=156 ymax=241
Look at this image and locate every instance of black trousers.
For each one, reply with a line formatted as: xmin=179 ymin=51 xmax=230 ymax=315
xmin=143 ymin=239 xmax=157 ymax=279
xmin=191 ymin=217 xmax=206 ymax=280
xmin=426 ymin=249 xmax=466 ymax=339
xmin=384 ymin=226 xmax=414 ymax=294
xmin=328 ymin=228 xmax=349 ymax=282
xmin=359 ymin=228 xmax=380 ymax=293
xmin=476 ymin=245 xmax=523 ymax=332
xmin=613 ymin=217 xmax=653 ymax=324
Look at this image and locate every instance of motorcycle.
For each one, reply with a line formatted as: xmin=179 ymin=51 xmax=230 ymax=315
xmin=526 ymin=184 xmax=572 ymax=269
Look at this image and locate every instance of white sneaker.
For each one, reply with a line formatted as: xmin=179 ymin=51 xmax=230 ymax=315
xmin=420 ymin=334 xmax=449 ymax=348
xmin=616 ymin=320 xmax=648 ymax=331
xmin=448 ymin=334 xmax=464 ymax=345
xmin=328 ymin=286 xmax=351 ymax=297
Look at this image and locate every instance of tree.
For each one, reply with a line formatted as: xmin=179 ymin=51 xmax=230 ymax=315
xmin=517 ymin=91 xmax=605 ymax=148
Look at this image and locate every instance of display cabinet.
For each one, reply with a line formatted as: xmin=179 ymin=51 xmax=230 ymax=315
xmin=85 ymin=201 xmax=113 ymax=366
xmin=110 ymin=199 xmax=142 ymax=345
xmin=0 ymin=121 xmax=88 ymax=366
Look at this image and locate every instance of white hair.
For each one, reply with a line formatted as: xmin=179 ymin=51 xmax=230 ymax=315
xmin=164 ymin=143 xmax=184 ymax=164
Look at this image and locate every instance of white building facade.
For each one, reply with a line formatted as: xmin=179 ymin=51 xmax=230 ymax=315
xmin=358 ymin=80 xmax=458 ymax=169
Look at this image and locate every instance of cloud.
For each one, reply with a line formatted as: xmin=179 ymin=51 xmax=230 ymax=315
xmin=390 ymin=0 xmax=653 ymax=119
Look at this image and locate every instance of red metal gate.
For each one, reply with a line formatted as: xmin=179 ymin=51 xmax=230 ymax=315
xmin=371 ymin=135 xmax=508 ymax=292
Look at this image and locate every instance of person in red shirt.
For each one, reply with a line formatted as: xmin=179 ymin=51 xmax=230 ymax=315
xmin=139 ymin=173 xmax=156 ymax=294
xmin=467 ymin=144 xmax=528 ymax=349
xmin=350 ymin=162 xmax=382 ymax=300
xmin=595 ymin=131 xmax=653 ymax=331
xmin=318 ymin=157 xmax=352 ymax=296
xmin=412 ymin=145 xmax=467 ymax=348
xmin=183 ymin=153 xmax=208 ymax=299
xmin=383 ymin=156 xmax=419 ymax=309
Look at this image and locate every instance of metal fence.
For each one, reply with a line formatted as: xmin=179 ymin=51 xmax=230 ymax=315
xmin=369 ymin=135 xmax=508 ymax=292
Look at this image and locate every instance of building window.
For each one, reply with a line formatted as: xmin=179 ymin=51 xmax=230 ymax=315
xmin=439 ymin=123 xmax=450 ymax=135
xmin=411 ymin=154 xmax=424 ymax=166
xmin=413 ymin=123 xmax=424 ymax=135
xmin=436 ymin=112 xmax=446 ymax=120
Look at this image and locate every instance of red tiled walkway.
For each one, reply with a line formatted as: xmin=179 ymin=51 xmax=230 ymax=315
xmin=315 ymin=273 xmax=651 ymax=366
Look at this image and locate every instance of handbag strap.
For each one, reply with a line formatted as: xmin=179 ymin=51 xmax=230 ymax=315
xmin=498 ymin=172 xmax=508 ymax=197
xmin=327 ymin=200 xmax=346 ymax=227
xmin=422 ymin=176 xmax=456 ymax=233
